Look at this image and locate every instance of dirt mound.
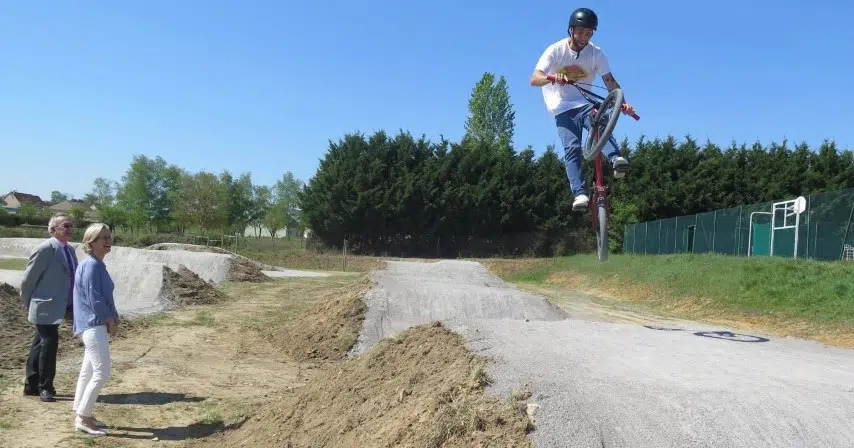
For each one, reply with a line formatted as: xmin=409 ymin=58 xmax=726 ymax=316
xmin=0 ymin=283 xmax=31 ymax=370
xmin=273 ymin=278 xmax=371 ymax=362
xmin=212 ymin=322 xmax=534 ymax=448
xmin=227 ymin=257 xmax=270 ymax=283
xmin=162 ymin=265 xmax=228 ymax=307
xmin=0 ymin=283 xmax=79 ymax=371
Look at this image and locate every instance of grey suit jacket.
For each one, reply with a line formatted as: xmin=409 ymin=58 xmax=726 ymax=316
xmin=20 ymin=238 xmax=78 ymax=325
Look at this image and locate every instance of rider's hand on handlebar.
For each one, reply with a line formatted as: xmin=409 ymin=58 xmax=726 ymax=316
xmin=621 ymin=102 xmax=636 ymax=116
xmin=551 ymin=73 xmax=570 ymax=85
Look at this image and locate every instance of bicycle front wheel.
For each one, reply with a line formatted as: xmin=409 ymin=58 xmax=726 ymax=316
xmin=583 ymin=88 xmax=625 ymax=161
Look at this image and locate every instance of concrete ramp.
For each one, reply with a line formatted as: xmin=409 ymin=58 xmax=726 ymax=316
xmin=0 ymin=238 xmax=47 ymax=258
xmin=1 ymin=238 xmax=232 ymax=283
xmin=2 ymin=261 xmax=176 ymax=317
xmin=0 ymin=270 xmax=22 ymax=286
xmin=104 ymin=261 xmax=173 ymax=316
xmin=107 ymin=246 xmax=232 ymax=284
xmin=0 ymin=237 xmax=325 ymax=318
xmin=351 ymin=260 xmax=568 ymax=355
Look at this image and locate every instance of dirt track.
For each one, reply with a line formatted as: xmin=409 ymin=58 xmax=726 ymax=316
xmin=360 ymin=259 xmax=854 ymax=448
xmin=0 ymin=275 xmax=343 ymax=448
xmin=5 ymin=242 xmax=854 ymax=448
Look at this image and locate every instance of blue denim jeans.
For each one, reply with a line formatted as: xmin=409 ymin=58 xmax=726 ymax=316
xmin=555 ymin=103 xmax=621 ymax=197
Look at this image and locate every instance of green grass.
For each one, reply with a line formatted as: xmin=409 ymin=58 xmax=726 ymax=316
xmin=0 ymin=258 xmax=26 ymax=270
xmin=505 ymin=253 xmax=854 ymax=327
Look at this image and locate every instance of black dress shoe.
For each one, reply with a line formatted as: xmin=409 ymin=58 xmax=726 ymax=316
xmin=39 ymin=390 xmax=56 ymax=402
xmin=23 ymin=388 xmax=39 ymax=397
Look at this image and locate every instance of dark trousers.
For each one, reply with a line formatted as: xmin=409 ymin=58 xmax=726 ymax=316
xmin=25 ymin=324 xmax=60 ymax=393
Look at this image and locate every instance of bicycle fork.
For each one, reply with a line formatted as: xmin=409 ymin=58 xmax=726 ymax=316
xmin=588 ymin=124 xmax=611 ymax=232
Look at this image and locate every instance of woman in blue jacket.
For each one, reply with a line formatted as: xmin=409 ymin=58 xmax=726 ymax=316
xmin=71 ymin=223 xmax=119 ymax=436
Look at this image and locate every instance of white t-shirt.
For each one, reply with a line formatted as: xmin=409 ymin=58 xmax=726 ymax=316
xmin=534 ymin=38 xmax=611 ymax=116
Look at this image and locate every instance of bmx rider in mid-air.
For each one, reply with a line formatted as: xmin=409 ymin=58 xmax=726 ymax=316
xmin=529 ymin=7 xmax=636 ymax=211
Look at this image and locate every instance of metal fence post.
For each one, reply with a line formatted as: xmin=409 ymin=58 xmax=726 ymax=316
xmin=633 ymin=224 xmax=637 ymax=253
xmin=674 ymin=216 xmax=679 ymax=253
xmin=712 ymin=211 xmax=717 ymax=253
xmin=840 ymin=200 xmax=854 ymax=260
xmin=692 ymin=214 xmax=698 ymax=253
xmin=737 ymin=206 xmax=743 ymax=255
xmin=645 ymin=221 xmax=648 ymax=254
xmin=805 ymin=195 xmax=811 ymax=259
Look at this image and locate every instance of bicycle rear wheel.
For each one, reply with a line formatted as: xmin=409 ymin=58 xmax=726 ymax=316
xmin=583 ymin=88 xmax=625 ymax=161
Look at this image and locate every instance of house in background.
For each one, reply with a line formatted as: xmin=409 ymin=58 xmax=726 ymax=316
xmin=48 ymin=199 xmax=98 ymax=219
xmin=1 ymin=191 xmax=48 ymax=215
xmin=48 ymin=198 xmax=84 ymax=211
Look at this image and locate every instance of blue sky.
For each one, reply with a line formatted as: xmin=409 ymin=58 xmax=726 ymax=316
xmin=2 ymin=0 xmax=852 ymax=201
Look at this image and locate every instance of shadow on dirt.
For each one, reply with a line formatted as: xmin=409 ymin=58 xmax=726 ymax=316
xmin=643 ymin=325 xmax=770 ymax=343
xmin=97 ymin=392 xmax=207 ymax=405
xmin=107 ymin=418 xmax=248 ymax=441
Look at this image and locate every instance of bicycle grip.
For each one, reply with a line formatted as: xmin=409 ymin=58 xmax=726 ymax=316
xmin=621 ymin=104 xmax=640 ymax=120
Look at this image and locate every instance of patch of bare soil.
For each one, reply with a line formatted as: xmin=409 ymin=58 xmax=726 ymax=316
xmin=0 ymin=274 xmax=336 ymax=448
xmin=271 ymin=277 xmax=371 ymax=362
xmin=0 ymin=283 xmax=79 ymax=371
xmin=207 ymin=321 xmax=534 ymax=448
xmin=226 ymin=257 xmax=270 ymax=283
xmin=162 ymin=265 xmax=228 ymax=306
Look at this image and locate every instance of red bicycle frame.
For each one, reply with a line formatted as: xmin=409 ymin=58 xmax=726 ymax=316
xmin=544 ymin=74 xmax=640 ymax=235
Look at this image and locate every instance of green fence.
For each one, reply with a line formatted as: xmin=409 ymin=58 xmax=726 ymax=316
xmin=623 ymin=187 xmax=854 ymax=261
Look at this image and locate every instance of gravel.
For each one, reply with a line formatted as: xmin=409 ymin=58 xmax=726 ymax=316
xmin=354 ymin=259 xmax=854 ymax=448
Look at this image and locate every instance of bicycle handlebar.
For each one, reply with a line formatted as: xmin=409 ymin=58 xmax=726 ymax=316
xmin=545 ymin=75 xmax=640 ymax=120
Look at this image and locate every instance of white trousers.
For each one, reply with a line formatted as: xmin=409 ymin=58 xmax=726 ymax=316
xmin=72 ymin=326 xmax=111 ymax=417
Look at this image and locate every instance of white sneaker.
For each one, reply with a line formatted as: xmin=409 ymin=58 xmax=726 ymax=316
xmin=572 ymin=194 xmax=589 ymax=211
xmin=74 ymin=417 xmax=106 ymax=436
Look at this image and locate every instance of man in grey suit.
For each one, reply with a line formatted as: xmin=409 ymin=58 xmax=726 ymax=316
xmin=21 ymin=212 xmax=78 ymax=402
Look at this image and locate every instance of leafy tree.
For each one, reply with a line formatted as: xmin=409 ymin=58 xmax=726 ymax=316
xmin=175 ymin=171 xmax=231 ymax=233
xmin=84 ymin=177 xmax=119 ymax=207
xmin=272 ymin=171 xmax=304 ymax=238
xmin=219 ymin=171 xmax=254 ymax=234
xmin=115 ymin=155 xmax=181 ymax=232
xmin=463 ymin=72 xmax=515 ymax=149
xmin=249 ymin=185 xmax=272 ymax=237
xmin=69 ymin=204 xmax=86 ymax=224
xmin=18 ymin=203 xmax=37 ymax=220
xmin=50 ymin=191 xmax=70 ymax=203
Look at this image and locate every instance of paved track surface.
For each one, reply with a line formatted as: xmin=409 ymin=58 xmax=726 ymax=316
xmin=355 ymin=259 xmax=854 ymax=448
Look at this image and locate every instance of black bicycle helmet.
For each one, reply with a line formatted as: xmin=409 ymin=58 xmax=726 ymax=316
xmin=568 ymin=8 xmax=598 ymax=31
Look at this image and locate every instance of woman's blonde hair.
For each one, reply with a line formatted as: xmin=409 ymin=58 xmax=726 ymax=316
xmin=82 ymin=223 xmax=111 ymax=255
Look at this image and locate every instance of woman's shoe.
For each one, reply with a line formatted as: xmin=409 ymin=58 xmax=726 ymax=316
xmin=74 ymin=420 xmax=106 ymax=436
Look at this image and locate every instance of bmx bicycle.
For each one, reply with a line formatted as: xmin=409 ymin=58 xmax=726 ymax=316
xmin=546 ymin=75 xmax=640 ymax=262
